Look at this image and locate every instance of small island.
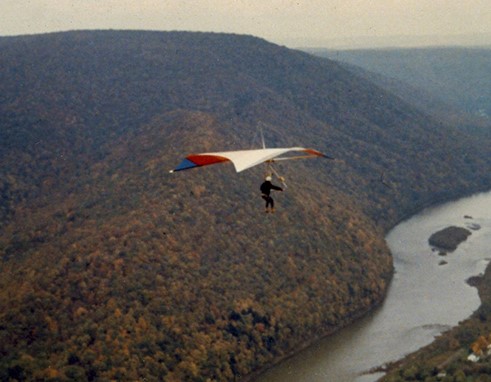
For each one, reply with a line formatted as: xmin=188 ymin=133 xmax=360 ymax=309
xmin=429 ymin=226 xmax=472 ymax=251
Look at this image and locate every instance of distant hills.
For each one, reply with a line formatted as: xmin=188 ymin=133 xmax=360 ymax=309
xmin=309 ymin=47 xmax=491 ymax=138
xmin=0 ymin=31 xmax=490 ymax=381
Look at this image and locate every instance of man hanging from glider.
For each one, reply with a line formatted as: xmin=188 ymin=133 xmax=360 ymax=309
xmin=260 ymin=175 xmax=283 ymax=213
xmin=170 ymin=145 xmax=333 ymax=211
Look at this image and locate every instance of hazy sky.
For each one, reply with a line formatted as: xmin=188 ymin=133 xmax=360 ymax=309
xmin=2 ymin=0 xmax=491 ymax=48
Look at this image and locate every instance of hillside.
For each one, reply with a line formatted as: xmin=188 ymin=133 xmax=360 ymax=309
xmin=309 ymin=47 xmax=491 ymax=138
xmin=0 ymin=31 xmax=490 ymax=381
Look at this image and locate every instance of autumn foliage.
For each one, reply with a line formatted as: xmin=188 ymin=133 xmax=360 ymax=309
xmin=1 ymin=31 xmax=490 ymax=381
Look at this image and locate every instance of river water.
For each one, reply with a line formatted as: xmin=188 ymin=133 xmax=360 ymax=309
xmin=255 ymin=190 xmax=491 ymax=382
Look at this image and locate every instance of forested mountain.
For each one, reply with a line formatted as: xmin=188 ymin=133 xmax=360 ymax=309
xmin=309 ymin=47 xmax=491 ymax=138
xmin=0 ymin=31 xmax=490 ymax=381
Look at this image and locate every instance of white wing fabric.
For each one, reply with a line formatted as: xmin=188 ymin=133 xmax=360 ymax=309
xmin=170 ymin=147 xmax=328 ymax=173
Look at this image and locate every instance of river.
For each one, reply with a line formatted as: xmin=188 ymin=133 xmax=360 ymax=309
xmin=255 ymin=190 xmax=491 ymax=382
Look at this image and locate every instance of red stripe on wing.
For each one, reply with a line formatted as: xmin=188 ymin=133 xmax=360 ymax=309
xmin=187 ymin=154 xmax=231 ymax=167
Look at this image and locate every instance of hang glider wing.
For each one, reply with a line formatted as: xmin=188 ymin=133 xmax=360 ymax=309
xmin=170 ymin=147 xmax=329 ymax=173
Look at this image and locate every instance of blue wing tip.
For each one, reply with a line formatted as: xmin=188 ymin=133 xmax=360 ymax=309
xmin=171 ymin=158 xmax=198 ymax=172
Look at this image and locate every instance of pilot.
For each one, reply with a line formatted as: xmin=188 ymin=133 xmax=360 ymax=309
xmin=260 ymin=175 xmax=283 ymax=213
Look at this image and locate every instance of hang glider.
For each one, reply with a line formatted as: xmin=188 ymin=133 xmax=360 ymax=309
xmin=170 ymin=147 xmax=330 ymax=173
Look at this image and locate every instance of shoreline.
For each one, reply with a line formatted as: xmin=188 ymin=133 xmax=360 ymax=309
xmin=378 ymin=190 xmax=491 ymax=380
xmin=245 ymin=188 xmax=491 ymax=382
xmin=242 ymin=290 xmax=390 ymax=382
xmin=379 ymin=258 xmax=491 ymax=380
xmin=243 ymin=189 xmax=491 ymax=382
xmin=368 ymin=263 xmax=491 ymax=378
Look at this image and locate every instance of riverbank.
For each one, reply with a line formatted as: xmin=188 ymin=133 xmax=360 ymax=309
xmin=381 ymin=256 xmax=491 ymax=381
xmin=250 ymin=190 xmax=491 ymax=382
xmin=243 ymin=290 xmax=389 ymax=382
xmin=378 ymin=197 xmax=491 ymax=381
